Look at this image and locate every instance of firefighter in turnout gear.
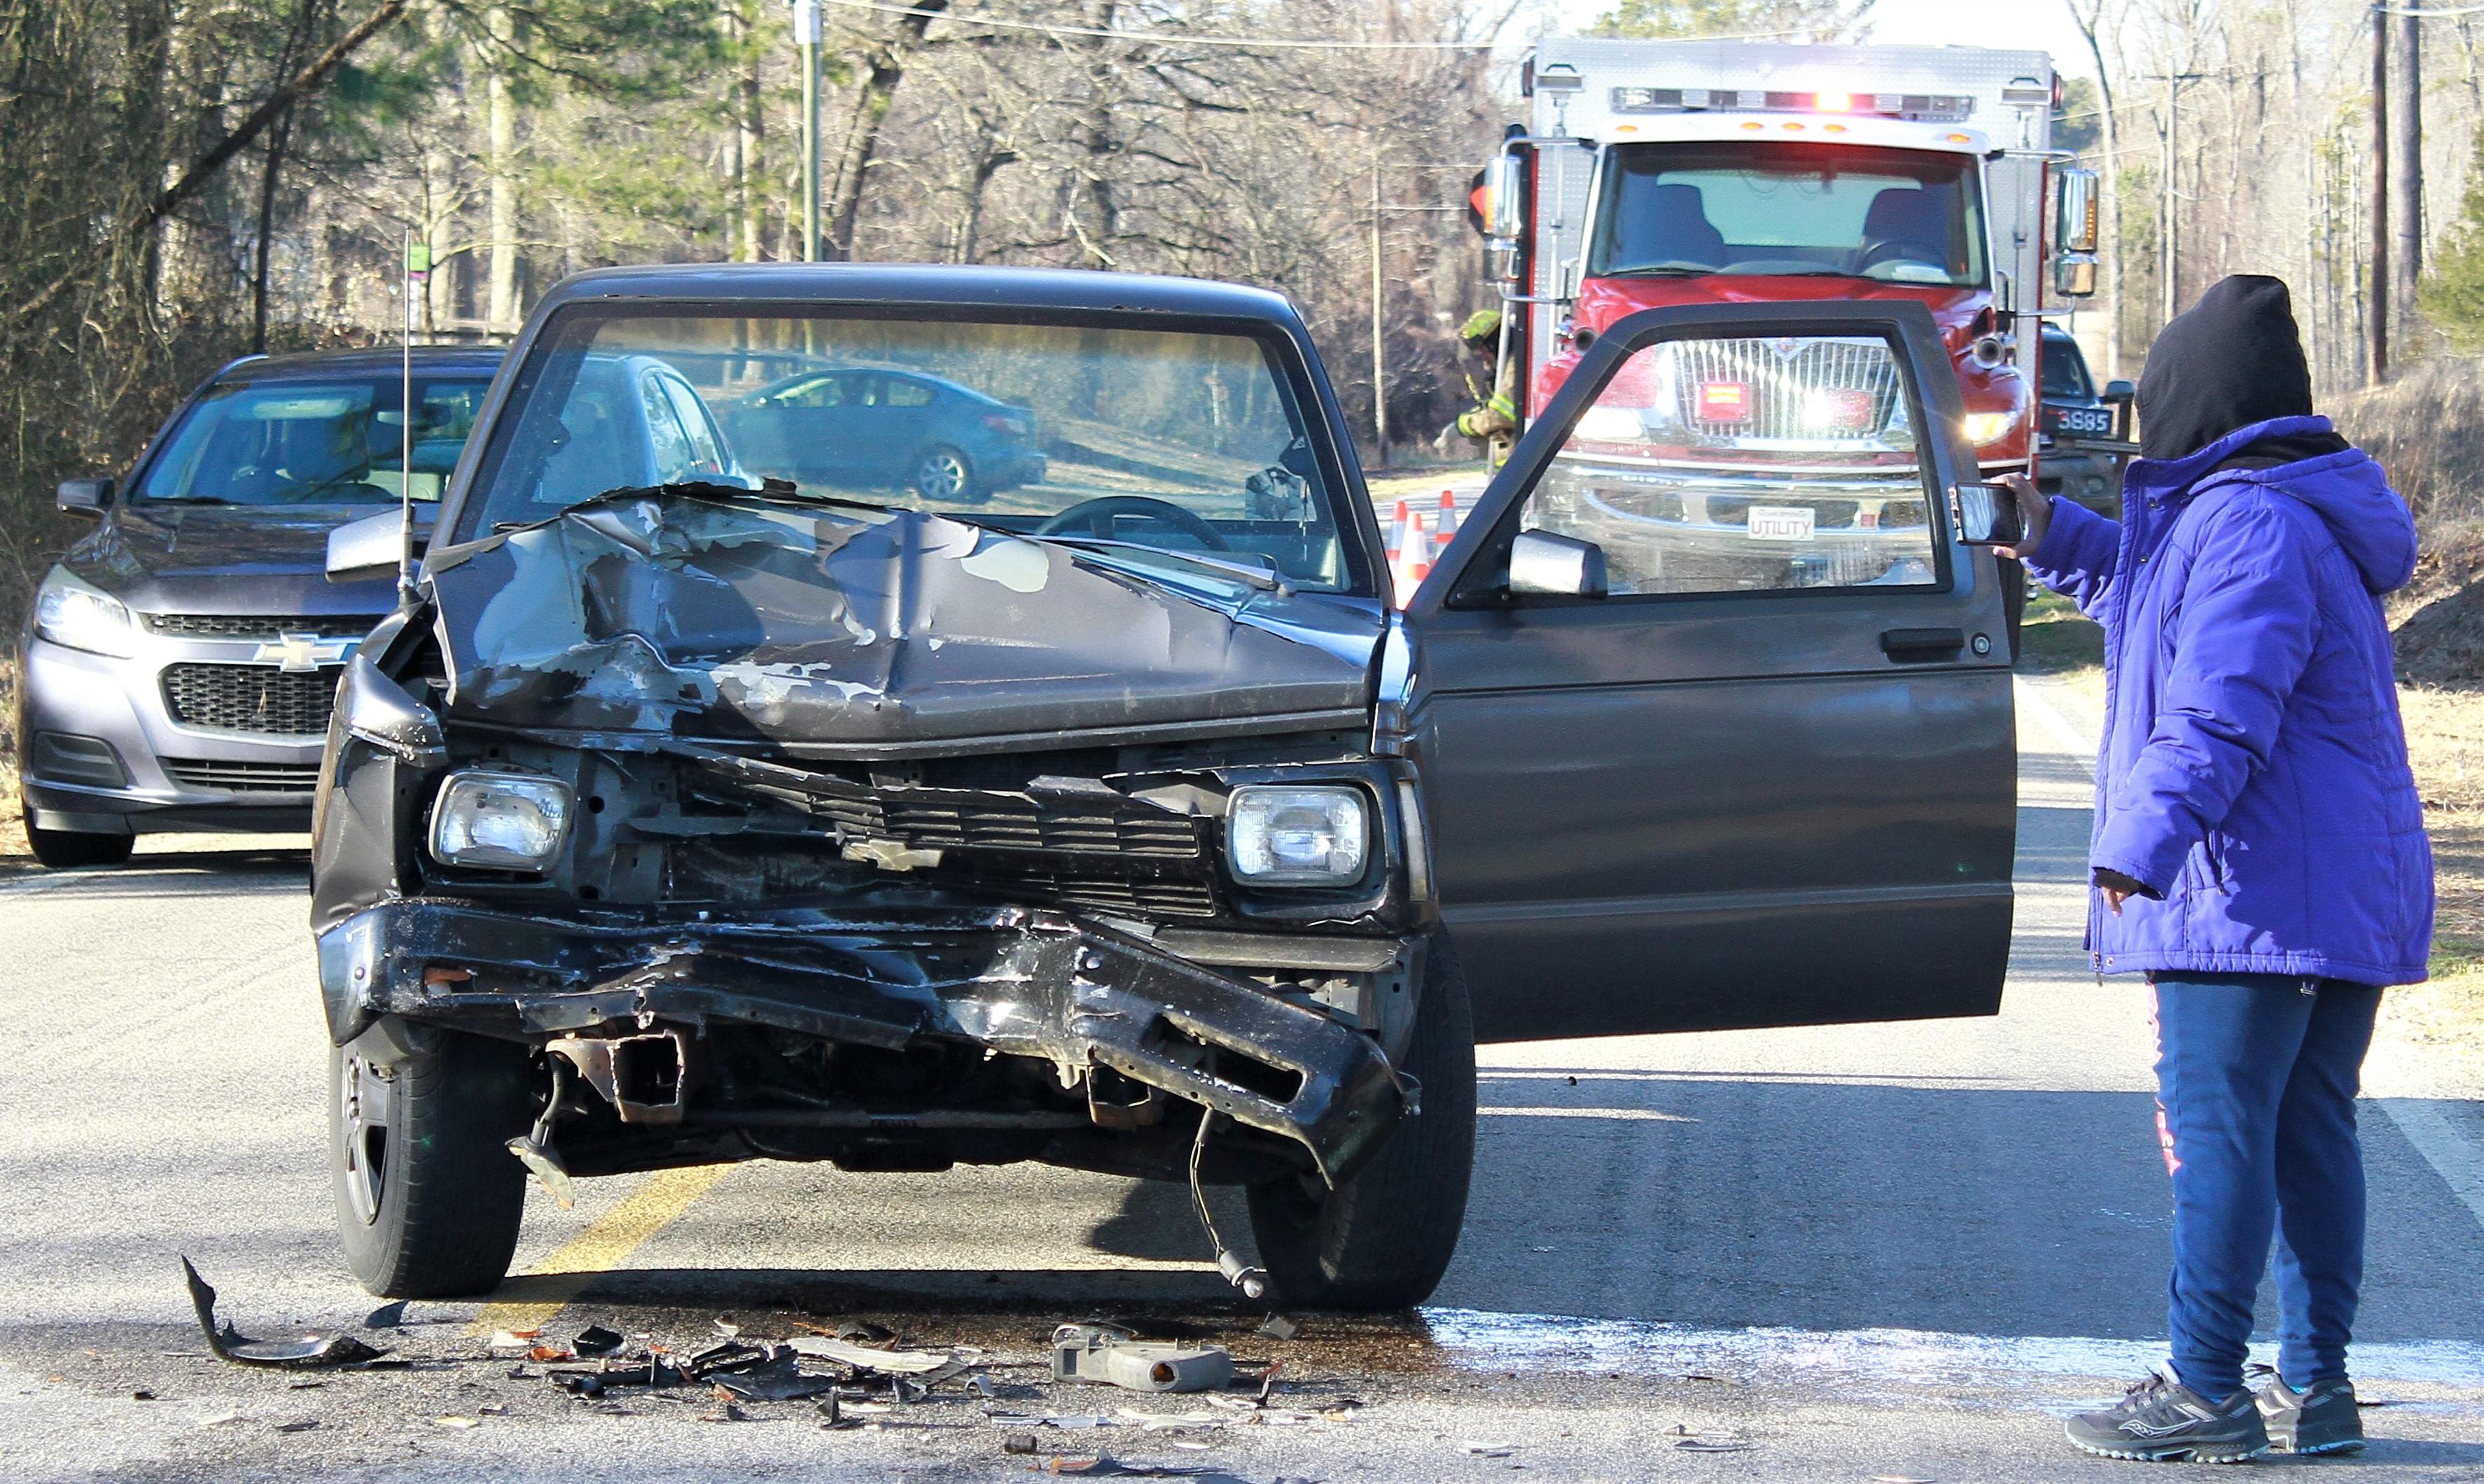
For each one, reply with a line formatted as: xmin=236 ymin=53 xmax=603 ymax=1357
xmin=1449 ymin=309 xmax=1518 ymax=467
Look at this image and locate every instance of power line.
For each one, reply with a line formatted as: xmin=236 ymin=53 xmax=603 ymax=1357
xmin=813 ymin=0 xmax=1500 ymax=48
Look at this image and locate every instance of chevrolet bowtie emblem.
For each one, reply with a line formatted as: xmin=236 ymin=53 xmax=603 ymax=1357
xmin=252 ymin=631 xmax=353 ymax=673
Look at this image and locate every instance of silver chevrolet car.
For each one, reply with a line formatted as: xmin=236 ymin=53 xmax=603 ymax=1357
xmin=14 ymin=348 xmax=503 ymax=867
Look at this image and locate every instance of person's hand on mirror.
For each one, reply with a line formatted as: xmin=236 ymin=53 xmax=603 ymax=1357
xmin=1993 ymin=473 xmax=2050 ymax=561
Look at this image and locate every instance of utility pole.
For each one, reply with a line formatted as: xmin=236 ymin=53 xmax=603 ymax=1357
xmin=2371 ymin=3 xmax=2390 ymax=385
xmin=1370 ymin=154 xmax=1386 ymax=463
xmin=795 ymin=0 xmax=822 ymax=262
xmin=2161 ymin=76 xmax=2180 ymax=326
xmin=2398 ymin=3 xmax=2424 ymax=320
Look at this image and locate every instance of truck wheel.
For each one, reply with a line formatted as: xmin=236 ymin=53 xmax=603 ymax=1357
xmin=331 ymin=1030 xmax=533 ymax=1298
xmin=23 ymin=808 xmax=133 ymax=869
xmin=1246 ymin=941 xmax=1476 ymax=1310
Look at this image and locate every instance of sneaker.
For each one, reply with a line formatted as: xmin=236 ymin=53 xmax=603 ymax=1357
xmin=2065 ymin=1368 xmax=2271 ymax=1463
xmin=2256 ymin=1376 xmax=2365 ymax=1455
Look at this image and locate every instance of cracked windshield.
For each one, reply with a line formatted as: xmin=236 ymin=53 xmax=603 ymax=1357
xmin=468 ymin=312 xmax=1345 ymax=589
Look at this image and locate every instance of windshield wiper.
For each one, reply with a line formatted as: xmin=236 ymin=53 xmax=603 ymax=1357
xmin=496 ymin=477 xmax=849 ymax=531
xmin=1600 ymin=262 xmax=1715 ymax=278
xmin=1036 ymin=536 xmax=1288 ymax=594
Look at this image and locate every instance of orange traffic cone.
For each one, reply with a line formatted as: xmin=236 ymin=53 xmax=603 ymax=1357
xmin=1437 ymin=488 xmax=1460 ymax=542
xmin=1393 ymin=512 xmax=1432 ymax=605
xmin=1387 ymin=498 xmax=1411 ymax=564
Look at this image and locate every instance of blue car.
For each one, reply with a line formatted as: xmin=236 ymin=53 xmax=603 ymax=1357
xmin=723 ymin=365 xmax=1045 ymax=503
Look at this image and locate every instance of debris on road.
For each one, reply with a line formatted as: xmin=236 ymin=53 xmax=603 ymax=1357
xmin=434 ymin=1415 xmax=479 ymax=1429
xmin=180 ymin=1258 xmax=387 ymax=1370
xmin=1461 ymin=1439 xmax=1516 ymax=1457
xmin=1668 ymin=1424 xmax=1753 ymax=1452
xmin=706 ymin=1354 xmax=839 ymax=1402
xmin=571 ymin=1324 xmax=625 ymax=1357
xmin=1052 ymin=1324 xmax=1232 ymax=1394
xmin=361 ymin=1301 xmax=407 ymax=1330
xmin=788 ymin=1335 xmax=962 ymax=1374
xmin=1254 ymin=1315 xmax=1300 ymax=1342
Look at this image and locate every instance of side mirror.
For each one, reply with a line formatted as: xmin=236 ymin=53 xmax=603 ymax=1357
xmin=2101 ymin=379 xmax=2135 ymax=405
xmin=2054 ymin=253 xmax=2098 ymax=298
xmin=2055 ymin=167 xmax=2100 ymax=254
xmin=1484 ymin=150 xmax=1526 ymax=241
xmin=328 ymin=510 xmax=412 ymax=584
xmin=57 ymin=477 xmax=111 ymax=516
xmin=1508 ymin=528 xmax=1608 ymax=599
xmin=1949 ymin=483 xmax=2027 ymax=547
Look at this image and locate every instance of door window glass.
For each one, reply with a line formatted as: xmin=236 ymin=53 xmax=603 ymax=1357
xmin=1519 ymin=333 xmax=1939 ymax=594
xmin=660 ymin=377 xmax=729 ymax=476
xmin=885 ymin=377 xmax=937 ymax=408
xmin=641 ymin=372 xmax=697 ymax=483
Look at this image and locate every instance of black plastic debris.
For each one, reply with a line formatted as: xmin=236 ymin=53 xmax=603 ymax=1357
xmin=685 ymin=1340 xmax=770 ymax=1377
xmin=181 ymin=1258 xmax=388 ymax=1370
xmin=1001 ymin=1432 xmax=1039 ymax=1455
xmin=708 ymin=1354 xmax=839 ymax=1403
xmin=550 ymin=1371 xmax=605 ymax=1398
xmin=571 ymin=1324 xmax=625 ymax=1357
xmin=362 ymin=1301 xmax=407 ymax=1330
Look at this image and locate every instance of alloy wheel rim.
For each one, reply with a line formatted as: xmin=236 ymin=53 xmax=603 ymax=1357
xmin=918 ymin=451 xmax=968 ymax=498
xmin=340 ymin=1054 xmax=392 ymax=1226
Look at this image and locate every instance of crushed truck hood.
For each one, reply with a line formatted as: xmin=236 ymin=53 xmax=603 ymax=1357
xmin=425 ymin=492 xmax=1383 ymax=751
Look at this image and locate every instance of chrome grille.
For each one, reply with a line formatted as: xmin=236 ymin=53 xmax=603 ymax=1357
xmin=161 ymin=664 xmax=340 ymax=736
xmin=1669 ymin=337 xmax=1903 ymax=442
xmin=144 ymin=613 xmax=383 ymax=640
xmin=163 ymin=757 xmax=323 ymax=793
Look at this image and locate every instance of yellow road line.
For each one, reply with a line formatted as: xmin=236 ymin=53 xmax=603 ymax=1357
xmin=466 ymin=1163 xmax=735 ymax=1337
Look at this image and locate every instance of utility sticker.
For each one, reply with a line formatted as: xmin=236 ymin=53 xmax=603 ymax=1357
xmin=1745 ymin=505 xmax=1815 ymax=541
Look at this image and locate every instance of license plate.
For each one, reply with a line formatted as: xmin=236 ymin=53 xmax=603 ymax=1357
xmin=2045 ymin=405 xmax=2114 ymax=438
xmin=1746 ymin=505 xmax=1815 ymax=541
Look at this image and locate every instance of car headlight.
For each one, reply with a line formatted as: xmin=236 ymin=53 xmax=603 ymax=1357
xmin=34 ymin=568 xmax=135 ymax=658
xmin=1226 ymin=785 xmax=1368 ymax=886
xmin=1960 ymin=410 xmax=2018 ymax=445
xmin=1573 ymin=405 xmax=1647 ymax=442
xmin=429 ymin=771 xmax=573 ymax=870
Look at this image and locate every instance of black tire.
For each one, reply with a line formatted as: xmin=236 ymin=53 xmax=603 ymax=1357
xmin=911 ymin=444 xmax=985 ymax=503
xmin=24 ymin=811 xmax=134 ymax=869
xmin=1246 ymin=939 xmax=1477 ymax=1310
xmin=332 ymin=1030 xmax=533 ymax=1298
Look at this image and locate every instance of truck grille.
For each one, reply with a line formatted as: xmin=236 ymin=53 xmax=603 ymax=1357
xmin=692 ymin=757 xmax=1204 ymax=861
xmin=1669 ymin=337 xmax=1903 ymax=443
xmin=162 ymin=757 xmax=324 ymax=793
xmin=161 ymin=664 xmax=340 ymax=736
xmin=144 ymin=613 xmax=383 ymax=640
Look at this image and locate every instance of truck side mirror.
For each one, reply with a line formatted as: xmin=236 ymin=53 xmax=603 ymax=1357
xmin=57 ymin=477 xmax=111 ymax=516
xmin=2102 ymin=379 xmax=2135 ymax=405
xmin=2055 ymin=254 xmax=2098 ymax=298
xmin=1508 ymin=528 xmax=1607 ymax=599
xmin=1485 ymin=150 xmax=1526 ymax=243
xmin=2055 ymin=167 xmax=2100 ymax=254
xmin=328 ymin=510 xmax=415 ymax=584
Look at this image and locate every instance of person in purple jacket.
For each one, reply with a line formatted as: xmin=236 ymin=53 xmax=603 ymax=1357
xmin=2000 ymin=275 xmax=2433 ymax=1464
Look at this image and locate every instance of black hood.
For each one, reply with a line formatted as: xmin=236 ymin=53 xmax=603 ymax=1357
xmin=63 ymin=503 xmax=404 ymax=618
xmin=424 ymin=493 xmax=1381 ymax=754
xmin=2137 ymin=275 xmax=2350 ymax=467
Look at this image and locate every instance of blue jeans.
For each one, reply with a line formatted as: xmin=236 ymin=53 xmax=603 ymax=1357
xmin=2151 ymin=974 xmax=2382 ymax=1401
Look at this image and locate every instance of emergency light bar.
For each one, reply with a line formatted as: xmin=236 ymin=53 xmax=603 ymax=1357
xmin=1609 ymin=86 xmax=1974 ymax=123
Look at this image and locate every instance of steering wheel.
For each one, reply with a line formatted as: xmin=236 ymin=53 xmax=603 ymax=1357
xmin=1035 ymin=496 xmax=1231 ymax=552
xmin=1857 ymin=237 xmax=1951 ymax=274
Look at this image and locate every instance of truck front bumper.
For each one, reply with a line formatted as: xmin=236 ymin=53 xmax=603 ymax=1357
xmin=317 ymin=899 xmax=1406 ymax=1183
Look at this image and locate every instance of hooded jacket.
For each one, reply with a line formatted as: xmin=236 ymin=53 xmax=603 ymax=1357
xmin=2025 ymin=278 xmax=2433 ymax=985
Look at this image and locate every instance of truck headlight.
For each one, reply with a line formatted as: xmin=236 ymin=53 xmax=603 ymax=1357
xmin=1961 ymin=410 xmax=2018 ymax=445
xmin=34 ymin=568 xmax=135 ymax=658
xmin=1226 ymin=785 xmax=1368 ymax=886
xmin=429 ymin=771 xmax=572 ymax=870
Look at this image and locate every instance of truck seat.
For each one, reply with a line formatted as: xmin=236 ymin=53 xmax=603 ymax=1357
xmin=1616 ymin=182 xmax=1726 ymax=268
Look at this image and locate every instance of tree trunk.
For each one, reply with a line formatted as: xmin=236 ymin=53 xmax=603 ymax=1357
xmin=823 ymin=0 xmax=948 ymax=260
xmin=737 ymin=17 xmax=763 ymax=262
xmin=251 ymin=104 xmax=294 ymax=354
xmin=486 ymin=5 xmax=519 ymax=332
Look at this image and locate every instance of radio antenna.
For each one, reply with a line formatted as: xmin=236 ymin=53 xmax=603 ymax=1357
xmin=399 ymin=232 xmax=430 ymax=601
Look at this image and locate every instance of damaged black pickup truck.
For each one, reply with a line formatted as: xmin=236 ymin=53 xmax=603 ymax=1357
xmin=311 ymin=265 xmax=2017 ymax=1307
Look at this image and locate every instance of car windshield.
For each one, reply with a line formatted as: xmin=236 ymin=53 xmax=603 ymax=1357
xmin=1590 ymin=141 xmax=1987 ymax=288
xmin=135 ymin=374 xmax=492 ymax=505
xmin=461 ymin=310 xmax=1350 ymax=589
xmin=2039 ymin=334 xmax=2094 ymax=400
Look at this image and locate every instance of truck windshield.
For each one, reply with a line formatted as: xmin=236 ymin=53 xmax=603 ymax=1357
xmin=1589 ymin=141 xmax=1986 ymax=288
xmin=458 ymin=310 xmax=1351 ymax=589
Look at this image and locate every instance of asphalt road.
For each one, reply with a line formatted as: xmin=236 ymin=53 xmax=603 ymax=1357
xmin=4 ymin=677 xmax=2482 ymax=1482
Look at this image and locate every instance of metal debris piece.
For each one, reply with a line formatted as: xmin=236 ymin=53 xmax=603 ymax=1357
xmin=1053 ymin=1326 xmax=1232 ymax=1394
xmin=1668 ymin=1424 xmax=1752 ymax=1452
xmin=1255 ymin=1361 xmax=1283 ymax=1405
xmin=549 ymin=1372 xmax=605 ymax=1397
xmin=817 ymin=1392 xmax=856 ymax=1429
xmin=505 ymin=1135 xmax=576 ymax=1210
xmin=788 ymin=1336 xmax=960 ymax=1374
xmin=571 ymin=1324 xmax=625 ymax=1357
xmin=180 ymin=1259 xmax=389 ymax=1370
xmin=1255 ymin=1315 xmax=1300 ymax=1343
xmin=685 ymin=1339 xmax=769 ymax=1376
xmin=1462 ymin=1440 xmax=1515 ymax=1457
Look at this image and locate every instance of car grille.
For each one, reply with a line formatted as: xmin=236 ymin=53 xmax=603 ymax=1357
xmin=161 ymin=664 xmax=340 ymax=736
xmin=162 ymin=757 xmax=323 ymax=793
xmin=1007 ymin=874 xmax=1220 ymax=919
xmin=1667 ymin=337 xmax=1903 ymax=442
xmin=144 ymin=613 xmax=383 ymax=640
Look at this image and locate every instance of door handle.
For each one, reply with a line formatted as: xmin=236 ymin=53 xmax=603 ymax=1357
xmin=1881 ymin=626 xmax=1965 ymax=661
